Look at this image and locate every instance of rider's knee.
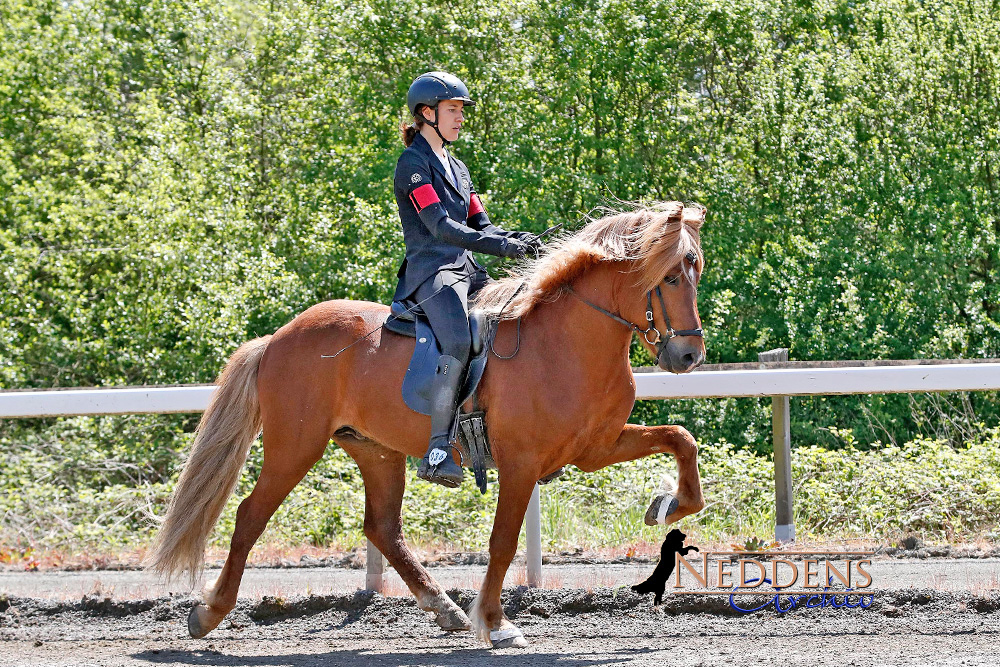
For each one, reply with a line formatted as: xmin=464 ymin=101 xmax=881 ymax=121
xmin=440 ymin=332 xmax=472 ymax=365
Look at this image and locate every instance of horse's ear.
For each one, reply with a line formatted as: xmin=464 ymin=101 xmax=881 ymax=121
xmin=652 ymin=201 xmax=684 ymax=217
xmin=681 ymin=204 xmax=706 ymax=229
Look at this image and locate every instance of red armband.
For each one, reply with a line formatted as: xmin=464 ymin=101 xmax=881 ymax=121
xmin=469 ymin=193 xmax=486 ymax=217
xmin=409 ymin=183 xmax=440 ymax=212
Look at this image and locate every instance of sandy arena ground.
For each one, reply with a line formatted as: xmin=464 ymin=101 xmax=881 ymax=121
xmin=2 ymin=557 xmax=998 ymax=666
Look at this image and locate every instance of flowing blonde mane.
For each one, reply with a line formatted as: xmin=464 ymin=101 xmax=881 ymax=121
xmin=472 ymin=201 xmax=705 ymax=320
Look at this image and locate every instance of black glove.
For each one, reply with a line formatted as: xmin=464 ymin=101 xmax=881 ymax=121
xmin=514 ymin=231 xmax=545 ymax=254
xmin=500 ymin=237 xmax=530 ymax=259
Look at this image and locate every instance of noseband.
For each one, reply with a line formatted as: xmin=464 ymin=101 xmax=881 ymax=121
xmin=567 ymin=270 xmax=704 ymax=355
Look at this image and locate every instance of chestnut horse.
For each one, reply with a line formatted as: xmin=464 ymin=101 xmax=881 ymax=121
xmin=146 ymin=201 xmax=707 ymax=647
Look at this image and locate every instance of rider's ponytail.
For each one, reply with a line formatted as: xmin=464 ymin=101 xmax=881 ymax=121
xmin=401 ymin=116 xmax=425 ymax=147
xmin=401 ymin=106 xmax=428 ymax=147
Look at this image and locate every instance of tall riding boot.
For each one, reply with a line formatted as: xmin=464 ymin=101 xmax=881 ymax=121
xmin=417 ymin=354 xmax=467 ymax=488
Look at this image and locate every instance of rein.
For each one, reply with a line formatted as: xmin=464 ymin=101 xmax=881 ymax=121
xmin=566 ymin=280 xmax=704 ymax=347
xmin=321 ymin=224 xmax=565 ymax=361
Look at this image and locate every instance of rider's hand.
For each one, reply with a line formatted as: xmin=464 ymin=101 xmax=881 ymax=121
xmin=519 ymin=232 xmax=545 ymax=254
xmin=500 ymin=237 xmax=530 ymax=259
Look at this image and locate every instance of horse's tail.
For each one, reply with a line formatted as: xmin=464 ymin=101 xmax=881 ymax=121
xmin=145 ymin=335 xmax=272 ymax=586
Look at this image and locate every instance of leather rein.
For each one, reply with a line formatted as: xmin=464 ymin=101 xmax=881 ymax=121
xmin=567 ymin=259 xmax=704 ymax=351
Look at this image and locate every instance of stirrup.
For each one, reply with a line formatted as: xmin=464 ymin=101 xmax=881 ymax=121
xmin=417 ymin=444 xmax=464 ymax=488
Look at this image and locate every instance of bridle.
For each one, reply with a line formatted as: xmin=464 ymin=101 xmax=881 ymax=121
xmin=567 ymin=254 xmax=704 ymax=355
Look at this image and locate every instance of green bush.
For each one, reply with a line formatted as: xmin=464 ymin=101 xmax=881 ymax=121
xmin=3 ymin=0 xmax=999 ymax=450
xmin=3 ymin=0 xmax=999 ymax=555
xmin=3 ymin=416 xmax=998 ymax=553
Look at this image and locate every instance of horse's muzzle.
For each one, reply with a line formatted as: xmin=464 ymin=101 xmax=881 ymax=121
xmin=658 ymin=337 xmax=705 ymax=374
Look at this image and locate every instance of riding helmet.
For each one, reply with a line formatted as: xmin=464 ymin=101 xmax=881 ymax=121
xmin=406 ymin=72 xmax=476 ymax=116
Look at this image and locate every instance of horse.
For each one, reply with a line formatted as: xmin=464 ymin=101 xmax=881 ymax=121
xmin=145 ymin=200 xmax=708 ymax=648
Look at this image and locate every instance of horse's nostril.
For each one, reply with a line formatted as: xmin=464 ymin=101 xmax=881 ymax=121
xmin=681 ymin=351 xmax=704 ymax=370
xmin=662 ymin=343 xmax=705 ymax=373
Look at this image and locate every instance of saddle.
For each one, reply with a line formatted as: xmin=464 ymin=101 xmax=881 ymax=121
xmin=383 ymin=301 xmax=564 ymax=494
xmin=384 ymin=300 xmax=495 ymax=493
xmin=384 ymin=300 xmax=491 ymax=417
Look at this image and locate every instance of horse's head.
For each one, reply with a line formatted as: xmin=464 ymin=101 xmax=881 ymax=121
xmin=655 ymin=303 xmax=705 ymax=375
xmin=470 ymin=200 xmax=707 ymax=374
xmin=641 ymin=254 xmax=705 ymax=374
xmin=620 ymin=202 xmax=706 ymax=374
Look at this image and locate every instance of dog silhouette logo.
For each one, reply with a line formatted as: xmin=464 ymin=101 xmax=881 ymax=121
xmin=632 ymin=528 xmax=699 ymax=605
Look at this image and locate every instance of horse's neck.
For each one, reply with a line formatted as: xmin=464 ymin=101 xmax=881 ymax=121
xmin=571 ymin=260 xmax=648 ymax=333
xmin=542 ymin=262 xmax=639 ymax=378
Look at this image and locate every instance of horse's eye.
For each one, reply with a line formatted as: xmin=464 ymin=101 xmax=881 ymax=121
xmin=664 ymin=275 xmax=679 ymax=286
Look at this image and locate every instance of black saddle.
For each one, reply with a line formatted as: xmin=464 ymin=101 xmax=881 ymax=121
xmin=383 ymin=300 xmax=491 ymax=416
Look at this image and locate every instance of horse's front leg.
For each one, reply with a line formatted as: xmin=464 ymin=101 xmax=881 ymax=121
xmin=470 ymin=467 xmax=537 ymax=648
xmin=572 ymin=424 xmax=705 ymax=525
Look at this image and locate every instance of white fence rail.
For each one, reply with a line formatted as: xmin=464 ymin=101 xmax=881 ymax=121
xmin=634 ymin=363 xmax=1000 ymax=398
xmin=4 ymin=363 xmax=999 ymax=418
xmin=0 ymin=385 xmax=216 ymax=418
xmin=3 ymin=361 xmax=1000 ymax=590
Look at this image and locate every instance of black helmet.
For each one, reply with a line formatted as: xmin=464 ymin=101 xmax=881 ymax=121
xmin=407 ymin=72 xmax=476 ymax=117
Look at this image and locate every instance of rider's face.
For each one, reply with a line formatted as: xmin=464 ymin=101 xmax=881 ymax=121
xmin=423 ymin=100 xmax=465 ymax=143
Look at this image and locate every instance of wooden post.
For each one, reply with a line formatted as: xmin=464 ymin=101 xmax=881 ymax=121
xmin=525 ymin=483 xmax=543 ymax=587
xmin=759 ymin=348 xmax=795 ymax=543
xmin=365 ymin=539 xmax=386 ymax=592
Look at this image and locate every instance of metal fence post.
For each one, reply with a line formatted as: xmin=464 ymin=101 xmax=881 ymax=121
xmin=525 ymin=483 xmax=542 ymax=587
xmin=759 ymin=348 xmax=795 ymax=543
xmin=365 ymin=539 xmax=386 ymax=592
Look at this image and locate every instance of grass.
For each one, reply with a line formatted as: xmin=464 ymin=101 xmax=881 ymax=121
xmin=3 ymin=425 xmax=1000 ymax=565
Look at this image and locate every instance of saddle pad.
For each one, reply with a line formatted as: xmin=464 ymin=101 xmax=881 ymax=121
xmin=394 ymin=313 xmax=491 ymax=416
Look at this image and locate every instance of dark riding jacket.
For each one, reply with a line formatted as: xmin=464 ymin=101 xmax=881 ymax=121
xmin=391 ymin=133 xmax=522 ymax=301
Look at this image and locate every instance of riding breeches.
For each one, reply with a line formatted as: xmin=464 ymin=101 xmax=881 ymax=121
xmin=413 ymin=266 xmax=488 ymax=366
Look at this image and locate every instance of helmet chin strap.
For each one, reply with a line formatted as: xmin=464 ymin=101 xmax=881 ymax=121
xmin=423 ymin=103 xmax=451 ymax=146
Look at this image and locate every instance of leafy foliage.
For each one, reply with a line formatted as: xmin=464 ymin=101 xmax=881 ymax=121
xmin=3 ymin=416 xmax=999 ymax=551
xmin=2 ymin=0 xmax=999 ymax=550
xmin=3 ymin=0 xmax=997 ymax=448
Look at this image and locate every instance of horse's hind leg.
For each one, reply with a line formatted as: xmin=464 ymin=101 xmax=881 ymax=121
xmin=187 ymin=428 xmax=328 ymax=638
xmin=338 ymin=436 xmax=470 ymax=631
xmin=572 ymin=424 xmax=705 ymax=525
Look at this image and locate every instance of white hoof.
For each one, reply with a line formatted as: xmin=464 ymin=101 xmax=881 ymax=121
xmin=490 ymin=626 xmax=528 ymax=649
xmin=417 ymin=592 xmax=472 ymax=631
xmin=435 ymin=605 xmax=472 ymax=631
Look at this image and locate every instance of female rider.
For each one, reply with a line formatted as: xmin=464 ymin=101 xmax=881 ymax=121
xmin=392 ymin=72 xmax=540 ymax=487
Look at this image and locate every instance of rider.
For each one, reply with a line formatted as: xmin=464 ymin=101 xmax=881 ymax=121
xmin=393 ymin=71 xmax=540 ymax=487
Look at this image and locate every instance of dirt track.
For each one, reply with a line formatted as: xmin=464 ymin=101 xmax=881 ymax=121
xmin=5 ymin=556 xmax=999 ymax=600
xmin=2 ymin=585 xmax=998 ymax=666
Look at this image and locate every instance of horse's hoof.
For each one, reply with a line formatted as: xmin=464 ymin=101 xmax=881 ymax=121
xmin=418 ymin=592 xmax=472 ymax=631
xmin=435 ymin=606 xmax=472 ymax=631
xmin=187 ymin=604 xmax=219 ymax=639
xmin=490 ymin=626 xmax=528 ymax=649
xmin=644 ymin=494 xmax=679 ymax=526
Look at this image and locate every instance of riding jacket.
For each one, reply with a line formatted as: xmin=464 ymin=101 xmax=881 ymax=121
xmin=391 ymin=132 xmax=523 ymax=301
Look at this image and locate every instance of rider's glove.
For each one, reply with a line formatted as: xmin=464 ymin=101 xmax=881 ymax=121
xmin=515 ymin=232 xmax=545 ymax=254
xmin=499 ymin=237 xmax=531 ymax=259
